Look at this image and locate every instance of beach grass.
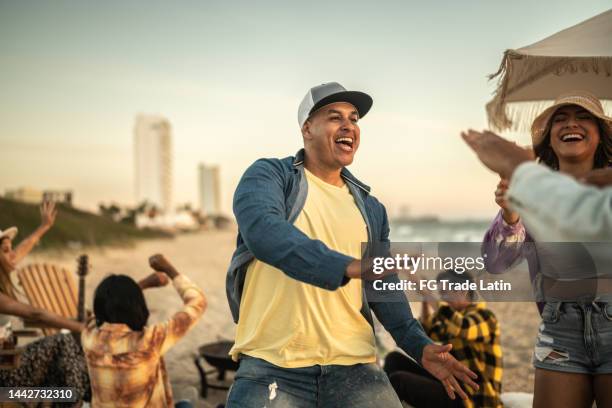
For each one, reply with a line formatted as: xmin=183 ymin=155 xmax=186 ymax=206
xmin=0 ymin=197 xmax=172 ymax=250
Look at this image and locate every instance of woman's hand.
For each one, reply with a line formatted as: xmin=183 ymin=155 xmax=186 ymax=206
xmin=149 ymin=254 xmax=179 ymax=279
xmin=40 ymin=200 xmax=57 ymax=230
xmin=495 ymin=179 xmax=520 ymax=225
xmin=9 ymin=201 xmax=58 ymax=265
xmin=581 ymin=168 xmax=612 ymax=188
xmin=461 ymin=129 xmax=533 ymax=179
xmin=138 ymin=272 xmax=170 ymax=290
xmin=422 ymin=343 xmax=480 ymax=401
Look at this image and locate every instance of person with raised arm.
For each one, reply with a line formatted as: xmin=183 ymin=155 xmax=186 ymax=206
xmin=464 ymin=91 xmax=612 ymax=408
xmin=82 ymin=254 xmax=206 ymax=408
xmin=0 ymin=202 xmax=90 ymax=403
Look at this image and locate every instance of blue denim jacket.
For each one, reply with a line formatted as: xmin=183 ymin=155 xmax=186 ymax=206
xmin=226 ymin=149 xmax=433 ymax=363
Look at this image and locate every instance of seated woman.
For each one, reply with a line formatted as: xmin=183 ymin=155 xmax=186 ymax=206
xmin=82 ymin=254 xmax=207 ymax=408
xmin=0 ymin=202 xmax=91 ymax=404
xmin=384 ymin=270 xmax=502 ymax=408
xmin=0 ymin=288 xmax=89 ymax=397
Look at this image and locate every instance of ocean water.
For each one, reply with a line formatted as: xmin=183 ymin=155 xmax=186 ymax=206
xmin=389 ymin=218 xmax=492 ymax=242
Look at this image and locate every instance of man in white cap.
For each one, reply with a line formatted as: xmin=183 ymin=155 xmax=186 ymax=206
xmin=225 ymin=82 xmax=478 ymax=407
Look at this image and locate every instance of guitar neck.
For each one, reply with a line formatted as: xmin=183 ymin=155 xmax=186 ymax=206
xmin=77 ymin=276 xmax=85 ymax=322
xmin=76 ymin=255 xmax=88 ymax=323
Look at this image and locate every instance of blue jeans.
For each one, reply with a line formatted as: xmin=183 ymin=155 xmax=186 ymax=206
xmin=226 ymin=355 xmax=402 ymax=408
xmin=534 ymin=301 xmax=612 ymax=374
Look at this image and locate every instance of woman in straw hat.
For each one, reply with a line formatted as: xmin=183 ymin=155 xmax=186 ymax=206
xmin=0 ymin=203 xmax=90 ymax=330
xmin=0 ymin=200 xmax=57 ymax=280
xmin=482 ymin=90 xmax=612 ymax=408
xmin=0 ymin=201 xmax=91 ymax=403
xmin=0 ymin=201 xmax=73 ymax=321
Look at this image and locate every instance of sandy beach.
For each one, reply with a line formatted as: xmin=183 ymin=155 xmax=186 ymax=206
xmin=25 ymin=229 xmax=539 ymax=405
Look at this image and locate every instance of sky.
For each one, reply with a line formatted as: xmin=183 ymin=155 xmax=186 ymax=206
xmin=1 ymin=1 xmax=610 ymax=219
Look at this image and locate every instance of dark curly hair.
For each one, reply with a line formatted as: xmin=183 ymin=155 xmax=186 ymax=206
xmin=534 ymin=117 xmax=612 ymax=170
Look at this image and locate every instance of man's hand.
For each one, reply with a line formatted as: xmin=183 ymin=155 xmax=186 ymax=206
xmin=345 ymin=259 xmax=367 ymax=279
xmin=422 ymin=343 xmax=480 ymax=400
xmin=461 ymin=129 xmax=534 ymax=179
xmin=345 ymin=258 xmax=397 ymax=280
xmin=149 ymin=254 xmax=179 ymax=279
xmin=581 ymin=168 xmax=612 ymax=188
xmin=40 ymin=200 xmax=57 ymax=230
xmin=138 ymin=272 xmax=170 ymax=290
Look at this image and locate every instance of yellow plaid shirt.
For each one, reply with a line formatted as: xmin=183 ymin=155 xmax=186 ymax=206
xmin=81 ymin=275 xmax=205 ymax=408
xmin=421 ymin=302 xmax=503 ymax=408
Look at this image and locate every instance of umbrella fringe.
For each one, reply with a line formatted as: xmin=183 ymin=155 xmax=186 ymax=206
xmin=488 ymin=99 xmax=612 ymax=136
xmin=487 ymin=51 xmax=612 ymax=131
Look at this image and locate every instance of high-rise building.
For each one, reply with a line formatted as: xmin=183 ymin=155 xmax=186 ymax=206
xmin=134 ymin=114 xmax=172 ymax=211
xmin=198 ymin=163 xmax=221 ymax=216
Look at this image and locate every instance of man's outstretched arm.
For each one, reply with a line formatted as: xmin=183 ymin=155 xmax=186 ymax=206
xmin=369 ymin=204 xmax=479 ymax=401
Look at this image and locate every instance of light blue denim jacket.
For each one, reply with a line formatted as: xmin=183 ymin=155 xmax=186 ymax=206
xmin=226 ymin=149 xmax=433 ymax=363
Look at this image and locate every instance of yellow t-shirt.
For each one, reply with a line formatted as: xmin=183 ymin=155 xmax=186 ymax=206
xmin=230 ymin=168 xmax=375 ymax=368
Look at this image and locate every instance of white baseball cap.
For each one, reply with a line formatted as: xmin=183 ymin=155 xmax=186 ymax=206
xmin=298 ymin=82 xmax=373 ymax=128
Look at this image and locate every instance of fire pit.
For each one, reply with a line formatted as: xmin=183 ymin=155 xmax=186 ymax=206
xmin=194 ymin=341 xmax=239 ymax=398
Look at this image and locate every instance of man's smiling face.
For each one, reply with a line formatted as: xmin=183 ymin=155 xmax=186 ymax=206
xmin=302 ymin=102 xmax=360 ymax=169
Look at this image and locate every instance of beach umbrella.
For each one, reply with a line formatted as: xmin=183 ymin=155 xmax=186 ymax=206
xmin=486 ymin=9 xmax=612 ymax=131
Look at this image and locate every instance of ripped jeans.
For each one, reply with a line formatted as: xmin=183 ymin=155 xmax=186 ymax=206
xmin=225 ymin=355 xmax=402 ymax=408
xmin=534 ymin=301 xmax=612 ymax=374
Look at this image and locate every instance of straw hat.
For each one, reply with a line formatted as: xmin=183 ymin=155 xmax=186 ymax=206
xmin=531 ymin=91 xmax=612 ymax=146
xmin=0 ymin=227 xmax=18 ymax=241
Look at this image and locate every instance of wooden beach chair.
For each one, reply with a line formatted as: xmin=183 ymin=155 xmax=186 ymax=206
xmin=0 ymin=342 xmax=24 ymax=370
xmin=11 ymin=256 xmax=88 ymax=336
xmin=0 ymin=328 xmax=38 ymax=370
xmin=0 ymin=257 xmax=87 ymax=372
xmin=15 ymin=263 xmax=80 ymax=336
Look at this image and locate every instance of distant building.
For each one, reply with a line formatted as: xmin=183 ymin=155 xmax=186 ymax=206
xmin=5 ymin=187 xmax=42 ymax=204
xmin=43 ymin=190 xmax=73 ymax=206
xmin=5 ymin=187 xmax=72 ymax=206
xmin=198 ymin=164 xmax=221 ymax=216
xmin=133 ymin=114 xmax=172 ymax=212
xmin=135 ymin=211 xmax=199 ymax=232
